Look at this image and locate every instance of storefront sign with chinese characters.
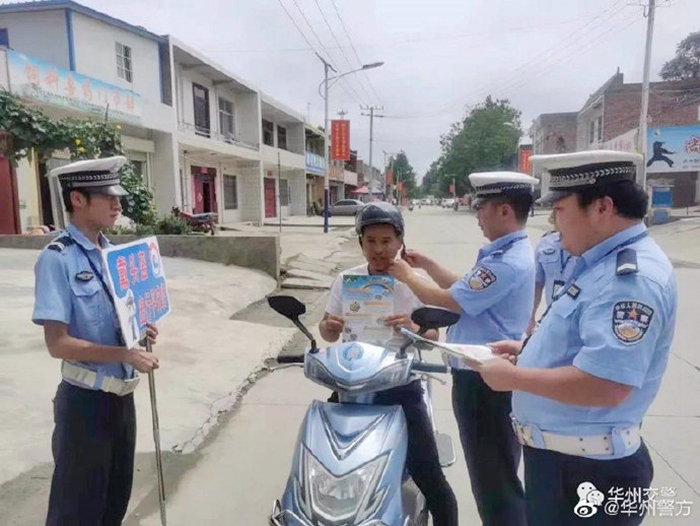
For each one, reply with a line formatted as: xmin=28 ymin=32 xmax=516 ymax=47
xmin=7 ymin=50 xmax=142 ymax=124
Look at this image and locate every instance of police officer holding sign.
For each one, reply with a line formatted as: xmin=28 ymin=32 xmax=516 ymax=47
xmin=390 ymin=172 xmax=538 ymax=526
xmin=476 ymin=151 xmax=677 ymax=525
xmin=33 ymin=156 xmax=160 ymax=525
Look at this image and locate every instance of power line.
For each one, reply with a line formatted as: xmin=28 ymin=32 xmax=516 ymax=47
xmin=311 ymin=0 xmax=376 ymax=104
xmin=288 ymin=0 xmax=365 ymax=105
xmin=201 ymin=15 xmax=620 ymax=54
xmin=330 ymin=0 xmax=382 ymax=103
xmin=385 ymin=0 xmax=634 ymax=120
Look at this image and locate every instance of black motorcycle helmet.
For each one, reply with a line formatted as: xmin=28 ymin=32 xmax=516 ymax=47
xmin=355 ymin=201 xmax=405 ymax=238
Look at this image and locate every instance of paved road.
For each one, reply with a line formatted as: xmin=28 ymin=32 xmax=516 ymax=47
xmin=133 ymin=207 xmax=700 ymax=525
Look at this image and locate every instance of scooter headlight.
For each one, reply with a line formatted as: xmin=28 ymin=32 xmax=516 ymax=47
xmin=298 ymin=446 xmax=388 ymax=523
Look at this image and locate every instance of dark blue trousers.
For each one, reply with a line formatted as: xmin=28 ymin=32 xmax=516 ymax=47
xmin=524 ymin=441 xmax=653 ymax=525
xmin=46 ymin=381 xmax=136 ymax=526
xmin=452 ymin=370 xmax=527 ymax=526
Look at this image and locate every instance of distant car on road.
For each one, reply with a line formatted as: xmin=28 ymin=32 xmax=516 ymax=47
xmin=442 ymin=198 xmax=456 ymax=208
xmin=329 ymin=199 xmax=366 ymax=216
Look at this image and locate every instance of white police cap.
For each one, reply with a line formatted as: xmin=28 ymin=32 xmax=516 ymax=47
xmin=532 ymin=150 xmax=643 ymax=205
xmin=469 ymin=171 xmax=539 ymax=207
xmin=49 ymin=156 xmax=129 ymax=197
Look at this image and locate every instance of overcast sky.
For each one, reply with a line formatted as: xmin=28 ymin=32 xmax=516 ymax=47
xmin=30 ymin=0 xmax=700 ymax=178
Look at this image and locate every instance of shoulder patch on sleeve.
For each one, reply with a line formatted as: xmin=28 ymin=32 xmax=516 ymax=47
xmin=616 ymin=248 xmax=638 ymax=275
xmin=468 ymin=266 xmax=497 ymax=291
xmin=612 ymin=301 xmax=654 ymax=344
xmin=46 ymin=236 xmax=75 ymax=253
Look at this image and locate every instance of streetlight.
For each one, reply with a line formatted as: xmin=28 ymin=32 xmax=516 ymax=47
xmin=318 ymin=55 xmax=383 ymax=233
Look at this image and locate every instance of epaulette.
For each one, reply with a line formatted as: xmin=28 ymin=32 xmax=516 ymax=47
xmin=616 ymin=248 xmax=638 ymax=275
xmin=493 ymin=243 xmax=517 ymax=257
xmin=47 ymin=235 xmax=75 ymax=253
xmin=541 ymin=230 xmax=557 ymax=238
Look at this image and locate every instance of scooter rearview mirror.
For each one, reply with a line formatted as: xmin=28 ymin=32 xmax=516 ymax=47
xmin=411 ymin=307 xmax=460 ymax=334
xmin=268 ymin=295 xmax=306 ymax=320
xmin=267 ymin=295 xmax=318 ymax=353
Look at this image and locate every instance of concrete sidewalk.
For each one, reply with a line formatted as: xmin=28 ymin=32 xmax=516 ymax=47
xmin=0 ymin=222 xmax=361 ymax=525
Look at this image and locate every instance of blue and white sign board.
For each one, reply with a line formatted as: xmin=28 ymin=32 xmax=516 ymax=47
xmin=102 ymin=236 xmax=171 ymax=349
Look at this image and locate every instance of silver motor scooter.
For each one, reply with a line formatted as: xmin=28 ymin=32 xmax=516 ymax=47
xmin=267 ymin=295 xmax=457 ymax=526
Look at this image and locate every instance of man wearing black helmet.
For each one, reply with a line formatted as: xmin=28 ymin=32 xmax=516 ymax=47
xmin=319 ymin=202 xmax=458 ymax=526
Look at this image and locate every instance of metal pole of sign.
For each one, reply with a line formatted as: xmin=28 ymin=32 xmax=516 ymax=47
xmin=146 ymin=340 xmax=167 ymax=525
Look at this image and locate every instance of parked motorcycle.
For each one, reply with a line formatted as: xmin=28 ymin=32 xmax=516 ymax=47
xmin=171 ymin=206 xmax=218 ymax=235
xmin=267 ymin=295 xmax=458 ymax=526
xmin=408 ymin=203 xmax=414 ymax=212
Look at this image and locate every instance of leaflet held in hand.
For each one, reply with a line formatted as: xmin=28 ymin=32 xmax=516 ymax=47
xmin=342 ymin=275 xmax=394 ymax=345
xmin=399 ymin=328 xmax=496 ymax=367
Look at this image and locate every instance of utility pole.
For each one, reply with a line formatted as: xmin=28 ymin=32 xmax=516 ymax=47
xmin=361 ymin=105 xmax=384 ymax=196
xmin=317 ymin=54 xmax=336 ymax=234
xmin=638 ymin=0 xmax=656 ymax=190
xmin=337 ymin=109 xmax=348 ymax=119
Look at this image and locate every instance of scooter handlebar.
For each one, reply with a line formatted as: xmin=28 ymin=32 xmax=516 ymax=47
xmin=277 ymin=354 xmax=304 ymax=364
xmin=412 ymin=362 xmax=449 ymax=374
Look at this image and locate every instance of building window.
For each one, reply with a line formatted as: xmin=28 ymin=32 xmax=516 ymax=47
xmin=131 ymin=160 xmax=146 ymax=180
xmin=0 ymin=29 xmax=9 ymax=47
xmin=219 ymin=98 xmax=235 ymax=142
xmin=262 ymin=119 xmax=274 ymax=146
xmin=597 ymin=116 xmax=603 ymax=143
xmin=279 ymin=178 xmax=290 ymax=206
xmin=193 ymin=83 xmax=210 ymax=137
xmin=116 ymin=42 xmax=132 ymax=82
xmin=277 ymin=125 xmax=287 ymax=150
xmin=589 ymin=121 xmax=596 ymax=144
xmin=224 ymin=175 xmax=238 ymax=210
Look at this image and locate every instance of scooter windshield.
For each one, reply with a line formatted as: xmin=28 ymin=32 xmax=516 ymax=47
xmin=304 ymin=342 xmax=413 ymax=395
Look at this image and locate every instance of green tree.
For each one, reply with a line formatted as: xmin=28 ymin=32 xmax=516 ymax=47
xmin=0 ymin=91 xmax=156 ymax=225
xmin=391 ymin=151 xmax=419 ymax=198
xmin=428 ymin=96 xmax=522 ymax=197
xmin=421 ymin=160 xmax=440 ymax=196
xmin=660 ymin=31 xmax=700 ymax=81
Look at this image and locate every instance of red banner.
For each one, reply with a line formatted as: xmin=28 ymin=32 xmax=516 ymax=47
xmin=331 ymin=120 xmax=350 ymax=161
xmin=397 ymin=181 xmax=404 ymax=192
xmin=449 ymin=183 xmax=455 ymax=194
xmin=519 ymin=147 xmax=533 ymax=174
xmin=386 ymin=169 xmax=394 ymax=186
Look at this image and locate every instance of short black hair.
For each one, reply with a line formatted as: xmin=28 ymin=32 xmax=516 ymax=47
xmin=490 ymin=194 xmax=534 ymax=224
xmin=575 ymin=181 xmax=648 ymax=220
xmin=61 ymin=187 xmax=91 ymax=214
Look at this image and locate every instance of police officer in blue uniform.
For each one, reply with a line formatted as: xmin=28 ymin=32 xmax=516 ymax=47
xmin=476 ymin=151 xmax=678 ymax=525
xmin=390 ymin=172 xmax=538 ymax=526
xmin=527 ymin=211 xmax=576 ymax=335
xmin=33 ymin=156 xmax=160 ymax=526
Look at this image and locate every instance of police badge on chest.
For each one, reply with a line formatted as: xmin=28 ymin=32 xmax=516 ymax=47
xmin=612 ymin=301 xmax=654 ymax=344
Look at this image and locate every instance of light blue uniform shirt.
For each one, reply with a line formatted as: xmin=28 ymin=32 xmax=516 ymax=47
xmin=447 ymin=230 xmax=535 ymax=369
xmin=33 ymin=224 xmax=132 ymax=388
xmin=514 ymin=223 xmax=677 ymax=459
xmin=535 ymin=232 xmax=576 ymax=306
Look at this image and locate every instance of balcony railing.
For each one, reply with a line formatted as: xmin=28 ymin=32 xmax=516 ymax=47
xmin=178 ymin=121 xmax=259 ymax=151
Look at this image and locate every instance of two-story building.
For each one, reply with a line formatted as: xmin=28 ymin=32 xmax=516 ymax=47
xmin=0 ymin=0 xmax=328 ymax=232
xmin=0 ymin=0 xmax=176 ymax=232
xmin=532 ymin=69 xmax=700 ymax=206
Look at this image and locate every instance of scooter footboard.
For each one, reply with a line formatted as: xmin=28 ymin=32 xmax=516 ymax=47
xmin=279 ymin=400 xmax=410 ymax=525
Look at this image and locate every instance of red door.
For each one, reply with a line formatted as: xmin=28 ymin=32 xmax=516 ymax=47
xmin=0 ymin=157 xmax=20 ymax=234
xmin=192 ymin=166 xmax=218 ymax=214
xmin=264 ymin=178 xmax=276 ymax=218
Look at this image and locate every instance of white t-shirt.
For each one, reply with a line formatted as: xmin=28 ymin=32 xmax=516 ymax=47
xmin=326 ymin=263 xmax=427 ymax=350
